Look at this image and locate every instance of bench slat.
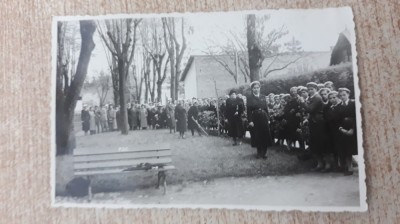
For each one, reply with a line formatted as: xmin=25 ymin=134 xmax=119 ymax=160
xmin=74 ymin=165 xmax=176 ymax=176
xmin=74 ymin=157 xmax=172 ymax=171
xmin=74 ymin=143 xmax=171 ymax=156
xmin=74 ymin=150 xmax=172 ymax=163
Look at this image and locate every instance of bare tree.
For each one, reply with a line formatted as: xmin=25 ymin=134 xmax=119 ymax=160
xmin=162 ymin=17 xmax=187 ymax=102
xmin=206 ymin=14 xmax=305 ymax=83
xmin=56 ymin=20 xmax=96 ymax=155
xmin=142 ymin=19 xmax=170 ymax=103
xmin=98 ymin=19 xmax=141 ymax=135
xmin=94 ymin=70 xmax=111 ymax=106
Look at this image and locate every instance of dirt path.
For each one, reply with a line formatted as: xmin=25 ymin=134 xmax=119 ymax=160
xmin=57 ymin=173 xmax=360 ymax=207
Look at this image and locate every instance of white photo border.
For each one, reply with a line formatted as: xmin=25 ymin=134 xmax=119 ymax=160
xmin=50 ymin=7 xmax=367 ymax=212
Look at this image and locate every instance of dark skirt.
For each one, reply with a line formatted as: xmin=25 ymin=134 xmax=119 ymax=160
xmin=82 ymin=121 xmax=90 ymax=132
xmin=228 ymin=116 xmax=244 ymax=138
xmin=176 ymin=117 xmax=187 ymax=132
xmin=252 ymin=110 xmax=273 ymax=149
xmin=308 ymin=119 xmax=326 ymax=155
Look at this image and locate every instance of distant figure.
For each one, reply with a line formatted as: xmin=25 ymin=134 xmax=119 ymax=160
xmin=225 ymin=90 xmax=244 ymax=146
xmin=100 ymin=106 xmax=108 ymax=132
xmin=166 ymin=103 xmax=176 ymax=133
xmin=175 ymin=100 xmax=187 ymax=139
xmin=187 ymin=101 xmax=202 ymax=136
xmin=94 ymin=106 xmax=101 ymax=134
xmin=107 ymin=105 xmax=117 ymax=131
xmin=81 ymin=106 xmax=90 ymax=136
xmin=130 ymin=104 xmax=139 ymax=130
xmin=115 ymin=106 xmax=121 ymax=131
xmin=88 ymin=107 xmax=96 ymax=135
xmin=139 ymin=104 xmax=148 ymax=130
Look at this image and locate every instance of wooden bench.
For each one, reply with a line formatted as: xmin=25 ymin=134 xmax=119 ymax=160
xmin=73 ymin=143 xmax=175 ymax=201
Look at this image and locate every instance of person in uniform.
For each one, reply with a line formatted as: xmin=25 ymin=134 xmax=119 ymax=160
xmin=317 ymin=83 xmax=325 ymax=90
xmin=337 ymin=87 xmax=358 ymax=175
xmin=187 ymin=101 xmax=202 ymax=136
xmin=325 ymin=91 xmax=342 ymax=172
xmin=175 ymin=100 xmax=187 ymax=139
xmin=246 ymin=81 xmax=273 ymax=159
xmin=299 ymin=82 xmax=325 ymax=171
xmin=225 ymin=90 xmax=244 ymax=146
xmin=324 ymin=81 xmax=335 ymax=91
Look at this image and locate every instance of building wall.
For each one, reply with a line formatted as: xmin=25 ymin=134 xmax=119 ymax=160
xmin=194 ymin=56 xmax=242 ymax=98
xmin=183 ymin=60 xmax=197 ymax=99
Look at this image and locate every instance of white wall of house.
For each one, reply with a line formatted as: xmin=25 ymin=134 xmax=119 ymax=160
xmin=183 ymin=61 xmax=197 ymax=99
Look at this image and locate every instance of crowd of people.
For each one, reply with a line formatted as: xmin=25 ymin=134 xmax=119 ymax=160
xmin=80 ymin=80 xmax=358 ymax=176
xmin=221 ymin=80 xmax=358 ymax=176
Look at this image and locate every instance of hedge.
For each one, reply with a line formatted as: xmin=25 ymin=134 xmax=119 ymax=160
xmin=229 ymin=62 xmax=356 ymax=98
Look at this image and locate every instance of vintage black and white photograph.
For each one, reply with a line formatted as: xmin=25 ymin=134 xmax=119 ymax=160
xmin=52 ymin=7 xmax=366 ymax=211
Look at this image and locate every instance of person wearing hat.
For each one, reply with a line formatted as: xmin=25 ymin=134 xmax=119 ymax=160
xmin=319 ymin=87 xmax=331 ymax=104
xmin=324 ymin=91 xmax=342 ymax=172
xmin=299 ymin=82 xmax=325 ymax=171
xmin=317 ymin=83 xmax=325 ymax=90
xmin=337 ymin=87 xmax=357 ymax=175
xmin=246 ymin=81 xmax=273 ymax=159
xmin=225 ymin=90 xmax=244 ymax=146
xmin=324 ymin=81 xmax=334 ymax=91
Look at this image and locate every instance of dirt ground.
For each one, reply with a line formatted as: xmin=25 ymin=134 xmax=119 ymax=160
xmin=56 ymin=129 xmax=360 ymax=207
xmin=56 ymin=173 xmax=359 ymax=207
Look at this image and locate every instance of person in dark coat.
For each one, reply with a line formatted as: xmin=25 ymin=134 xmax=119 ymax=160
xmin=337 ymin=87 xmax=358 ymax=175
xmin=127 ymin=103 xmax=132 ymax=130
xmin=175 ymin=100 xmax=187 ymax=139
xmin=225 ymin=90 xmax=244 ymax=146
xmin=187 ymin=101 xmax=202 ymax=136
xmin=81 ymin=106 xmax=90 ymax=136
xmin=325 ymin=91 xmax=342 ymax=171
xmin=299 ymin=82 xmax=325 ymax=171
xmin=284 ymin=87 xmax=301 ymax=149
xmin=246 ymin=81 xmax=273 ymax=159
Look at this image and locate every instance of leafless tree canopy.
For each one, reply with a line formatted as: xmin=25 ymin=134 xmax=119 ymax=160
xmin=206 ymin=14 xmax=305 ymax=82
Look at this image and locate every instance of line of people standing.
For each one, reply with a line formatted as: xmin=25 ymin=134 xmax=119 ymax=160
xmin=224 ymin=80 xmax=358 ymax=176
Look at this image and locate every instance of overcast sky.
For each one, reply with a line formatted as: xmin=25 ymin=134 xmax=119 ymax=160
xmin=63 ymin=7 xmax=355 ymax=78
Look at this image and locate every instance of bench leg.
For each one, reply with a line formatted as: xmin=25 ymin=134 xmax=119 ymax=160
xmin=156 ymin=171 xmax=163 ymax=189
xmin=163 ymin=174 xmax=167 ymax=195
xmin=157 ymin=171 xmax=167 ymax=194
xmin=87 ymin=176 xmax=92 ymax=202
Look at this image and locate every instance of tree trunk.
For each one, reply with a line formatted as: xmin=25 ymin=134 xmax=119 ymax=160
xmin=174 ymin=63 xmax=180 ymax=101
xmin=111 ymin=62 xmax=119 ymax=106
xmin=118 ymin=58 xmax=129 ymax=135
xmin=56 ymin=20 xmax=96 ymax=155
xmin=151 ymin=65 xmax=156 ymax=102
xmin=169 ymin=50 xmax=176 ymax=102
xmin=156 ymin=81 xmax=162 ymax=103
xmin=247 ymin=14 xmax=262 ymax=82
